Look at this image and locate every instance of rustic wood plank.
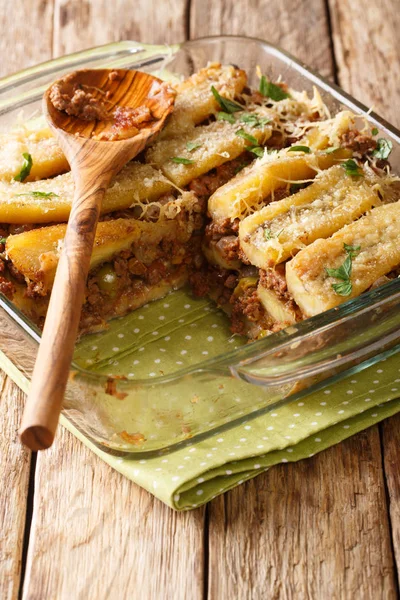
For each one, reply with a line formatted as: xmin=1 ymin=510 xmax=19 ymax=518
xmin=52 ymin=0 xmax=188 ymax=57
xmin=0 ymin=0 xmax=54 ymax=72
xmin=382 ymin=416 xmax=400 ymax=575
xmin=22 ymin=4 xmax=205 ymax=598
xmin=208 ymin=430 xmax=397 ymax=599
xmin=204 ymin=2 xmax=398 ymax=597
xmin=328 ymin=0 xmax=400 ymax=128
xmin=190 ymin=0 xmax=334 ymax=77
xmin=22 ymin=426 xmax=205 ymax=600
xmin=0 ymin=2 xmax=55 ymax=597
xmin=0 ymin=375 xmax=31 ymax=600
xmin=328 ymin=0 xmax=400 ymax=580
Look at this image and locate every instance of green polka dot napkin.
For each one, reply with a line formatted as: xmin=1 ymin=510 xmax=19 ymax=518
xmin=2 ymin=288 xmax=400 ymax=510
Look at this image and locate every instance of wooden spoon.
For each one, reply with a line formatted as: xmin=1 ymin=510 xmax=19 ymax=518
xmin=19 ymin=69 xmax=175 ymax=451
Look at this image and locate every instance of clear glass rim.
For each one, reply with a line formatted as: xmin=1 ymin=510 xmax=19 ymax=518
xmin=0 ymin=34 xmax=399 ymax=391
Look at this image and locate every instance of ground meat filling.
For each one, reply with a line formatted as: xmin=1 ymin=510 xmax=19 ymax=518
xmin=49 ymin=82 xmax=110 ymax=121
xmin=259 ymin=266 xmax=302 ymax=320
xmin=341 ymin=130 xmax=377 ymax=156
xmin=0 ymin=258 xmax=14 ymax=299
xmin=81 ymin=236 xmax=203 ymax=329
xmin=189 ymin=155 xmax=251 ymax=198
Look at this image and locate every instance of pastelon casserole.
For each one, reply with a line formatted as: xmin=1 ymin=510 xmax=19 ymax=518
xmin=0 ymin=63 xmax=398 ymax=338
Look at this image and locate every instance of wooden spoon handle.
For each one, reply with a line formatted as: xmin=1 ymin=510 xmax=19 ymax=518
xmin=19 ymin=174 xmax=111 ymax=451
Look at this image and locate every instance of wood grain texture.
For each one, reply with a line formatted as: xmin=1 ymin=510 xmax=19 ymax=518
xmin=328 ymin=0 xmax=400 ymax=127
xmin=21 ymin=3 xmax=205 ymax=598
xmin=190 ymin=0 xmax=334 ymax=77
xmin=329 ymin=0 xmax=400 ymax=581
xmin=0 ymin=2 xmax=55 ymax=597
xmin=382 ymin=416 xmax=400 ymax=576
xmin=0 ymin=374 xmax=31 ymax=600
xmin=2 ymin=0 xmax=400 ymax=598
xmin=208 ymin=430 xmax=397 ymax=599
xmin=22 ymin=426 xmax=205 ymax=600
xmin=21 ymin=69 xmax=174 ymax=451
xmin=52 ymin=0 xmax=188 ymax=57
xmin=0 ymin=0 xmax=54 ymax=73
xmin=206 ymin=3 xmax=400 ymax=598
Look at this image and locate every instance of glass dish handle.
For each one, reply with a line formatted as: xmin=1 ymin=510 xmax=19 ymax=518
xmin=229 ymin=285 xmax=400 ymax=389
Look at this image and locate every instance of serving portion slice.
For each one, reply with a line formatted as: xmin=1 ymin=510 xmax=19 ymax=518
xmin=239 ymin=165 xmax=381 ymax=268
xmin=207 ymin=149 xmax=351 ymax=221
xmin=286 ymin=200 xmax=400 ymax=317
xmin=6 ymin=192 xmax=202 ymax=333
xmin=160 ymin=63 xmax=247 ymax=138
xmin=0 ymin=162 xmax=173 ymax=224
xmin=146 ymin=116 xmax=271 ymax=187
xmin=0 ymin=119 xmax=69 ymax=182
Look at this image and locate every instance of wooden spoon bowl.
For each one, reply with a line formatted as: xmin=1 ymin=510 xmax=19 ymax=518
xmin=45 ymin=68 xmax=175 ymax=142
xmin=19 ymin=69 xmax=175 ymax=451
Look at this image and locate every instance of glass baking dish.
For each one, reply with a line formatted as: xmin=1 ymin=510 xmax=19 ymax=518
xmin=1 ymin=35 xmax=399 ymax=456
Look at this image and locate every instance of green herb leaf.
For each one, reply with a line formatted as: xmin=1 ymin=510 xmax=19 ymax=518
xmin=186 ymin=141 xmax=201 ymax=152
xmin=341 ymin=159 xmax=363 ymax=177
xmin=326 ymin=255 xmax=352 ymax=281
xmin=171 ymin=157 xmax=194 ymax=165
xmin=325 ymin=146 xmax=341 ymax=154
xmin=343 ymin=243 xmax=361 ymax=258
xmin=259 ymin=76 xmax=290 ymax=101
xmin=235 ymin=129 xmax=258 ymax=145
xmin=217 ymin=111 xmax=236 ymax=124
xmin=263 ymin=227 xmax=272 ymax=240
xmin=0 ymin=237 xmax=7 ymax=244
xmin=14 ymin=153 xmax=33 ymax=182
xmin=259 ymin=75 xmax=269 ymax=97
xmin=288 ymin=145 xmax=311 ymax=154
xmin=248 ymin=146 xmax=265 ymax=158
xmin=263 ymin=226 xmax=284 ymax=241
xmin=332 ymin=281 xmax=353 ymax=296
xmin=326 ymin=243 xmax=361 ymax=297
xmin=14 ymin=191 xmax=59 ymax=198
xmin=211 ymin=86 xmax=242 ymax=113
xmin=239 ymin=113 xmax=270 ymax=128
xmin=372 ymin=138 xmax=393 ymax=160
xmin=371 ymin=127 xmax=379 ymax=136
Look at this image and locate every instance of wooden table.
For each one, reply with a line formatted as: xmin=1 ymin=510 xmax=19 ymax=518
xmin=1 ymin=1 xmax=400 ymax=598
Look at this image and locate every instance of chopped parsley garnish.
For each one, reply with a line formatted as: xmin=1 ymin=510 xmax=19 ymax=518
xmin=371 ymin=127 xmax=379 ymax=136
xmin=239 ymin=113 xmax=270 ymax=128
xmin=15 ymin=191 xmax=59 ymax=198
xmin=372 ymin=138 xmax=393 ymax=160
xmin=341 ymin=158 xmax=363 ymax=177
xmin=325 ymin=146 xmax=341 ymax=154
xmin=263 ymin=227 xmax=273 ymax=241
xmin=217 ymin=111 xmax=236 ymax=124
xmin=288 ymin=145 xmax=311 ymax=153
xmin=0 ymin=237 xmax=7 ymax=244
xmin=14 ymin=152 xmax=32 ymax=182
xmin=259 ymin=75 xmax=290 ymax=101
xmin=331 ymin=281 xmax=353 ymax=296
xmin=326 ymin=243 xmax=361 ymax=296
xmin=211 ymin=86 xmax=242 ymax=113
xmin=248 ymin=146 xmax=264 ymax=158
xmin=186 ymin=141 xmax=201 ymax=152
xmin=343 ymin=243 xmax=361 ymax=258
xmin=171 ymin=157 xmax=194 ymax=165
xmin=235 ymin=129 xmax=258 ymax=145
xmin=263 ymin=226 xmax=284 ymax=241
